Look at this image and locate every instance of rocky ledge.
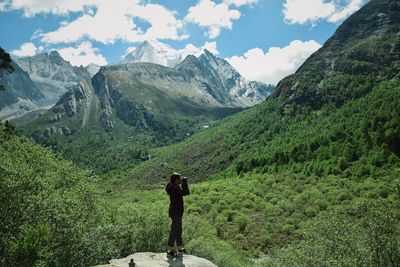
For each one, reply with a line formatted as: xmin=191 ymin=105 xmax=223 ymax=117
xmin=94 ymin=252 xmax=217 ymax=267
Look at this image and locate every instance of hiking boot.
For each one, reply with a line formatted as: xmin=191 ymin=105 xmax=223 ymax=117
xmin=178 ymin=248 xmax=189 ymax=254
xmin=167 ymin=250 xmax=176 ymax=258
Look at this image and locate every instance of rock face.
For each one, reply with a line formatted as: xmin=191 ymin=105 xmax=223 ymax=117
xmin=28 ymin=58 xmax=247 ymax=140
xmin=197 ymin=49 xmax=274 ymax=106
xmin=95 ymin=252 xmax=217 ymax=267
xmin=30 ymin=79 xmax=96 ymax=139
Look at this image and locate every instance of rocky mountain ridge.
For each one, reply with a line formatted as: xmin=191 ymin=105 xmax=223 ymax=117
xmin=16 ymin=51 xmax=90 ymax=102
xmin=0 ymin=51 xmax=91 ymax=123
xmin=0 ymin=61 xmax=44 ymax=121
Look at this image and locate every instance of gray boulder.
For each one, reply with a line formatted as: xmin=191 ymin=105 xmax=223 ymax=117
xmin=94 ymin=252 xmax=217 ymax=267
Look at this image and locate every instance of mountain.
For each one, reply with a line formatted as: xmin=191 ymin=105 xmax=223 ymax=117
xmin=122 ymin=42 xmax=275 ymax=105
xmin=23 ymin=60 xmax=246 ymax=173
xmin=0 ymin=60 xmax=44 ymax=121
xmin=198 ymin=49 xmax=274 ymax=106
xmin=23 ymin=49 xmax=274 ymax=173
xmin=0 ymin=51 xmax=91 ymax=123
xmin=16 ymin=51 xmax=91 ymax=102
xmin=122 ymin=40 xmax=183 ymax=67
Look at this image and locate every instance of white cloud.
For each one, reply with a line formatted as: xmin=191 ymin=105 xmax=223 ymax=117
xmin=283 ymin=0 xmax=364 ymax=25
xmin=283 ymin=0 xmax=335 ymax=24
xmin=6 ymin=0 xmax=185 ymax=44
xmin=0 ymin=2 xmax=6 ymax=11
xmin=185 ymin=0 xmax=241 ymax=38
xmin=2 ymin=0 xmax=96 ymax=17
xmin=11 ymin=42 xmax=38 ymax=57
xmin=328 ymin=0 xmax=363 ymax=23
xmin=224 ymin=0 xmax=258 ymax=7
xmin=227 ymin=40 xmax=321 ymax=85
xmin=57 ymin=41 xmax=107 ymax=67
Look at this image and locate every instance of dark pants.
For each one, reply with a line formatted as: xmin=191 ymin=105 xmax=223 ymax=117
xmin=167 ymin=215 xmax=183 ymax=247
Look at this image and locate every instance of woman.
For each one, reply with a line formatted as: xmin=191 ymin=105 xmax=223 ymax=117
xmin=165 ymin=172 xmax=190 ymax=258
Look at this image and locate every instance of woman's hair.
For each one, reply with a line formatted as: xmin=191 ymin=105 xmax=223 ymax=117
xmin=165 ymin=173 xmax=181 ymax=194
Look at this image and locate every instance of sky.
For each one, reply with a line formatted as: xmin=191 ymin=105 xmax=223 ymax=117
xmin=0 ymin=0 xmax=368 ymax=85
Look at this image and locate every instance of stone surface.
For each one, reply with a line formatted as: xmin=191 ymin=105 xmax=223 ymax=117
xmin=95 ymin=252 xmax=217 ymax=267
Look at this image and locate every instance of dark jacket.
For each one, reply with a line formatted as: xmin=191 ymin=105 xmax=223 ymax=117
xmin=166 ymin=180 xmax=190 ymax=217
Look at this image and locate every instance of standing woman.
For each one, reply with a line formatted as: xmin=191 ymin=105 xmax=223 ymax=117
xmin=165 ymin=172 xmax=190 ymax=258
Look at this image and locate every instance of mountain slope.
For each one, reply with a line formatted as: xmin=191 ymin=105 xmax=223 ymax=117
xmin=22 ymin=48 xmax=274 ymax=172
xmin=271 ymin=0 xmax=400 ymax=108
xmin=0 ymin=123 xmax=110 ymax=266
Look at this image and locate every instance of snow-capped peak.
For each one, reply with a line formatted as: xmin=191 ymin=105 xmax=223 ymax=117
xmin=122 ymin=40 xmax=183 ymax=67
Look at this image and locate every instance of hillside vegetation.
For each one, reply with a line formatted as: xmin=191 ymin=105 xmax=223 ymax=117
xmin=0 ymin=123 xmax=251 ymax=267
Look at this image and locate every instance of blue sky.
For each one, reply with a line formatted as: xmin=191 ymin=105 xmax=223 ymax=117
xmin=0 ymin=0 xmax=367 ymax=84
